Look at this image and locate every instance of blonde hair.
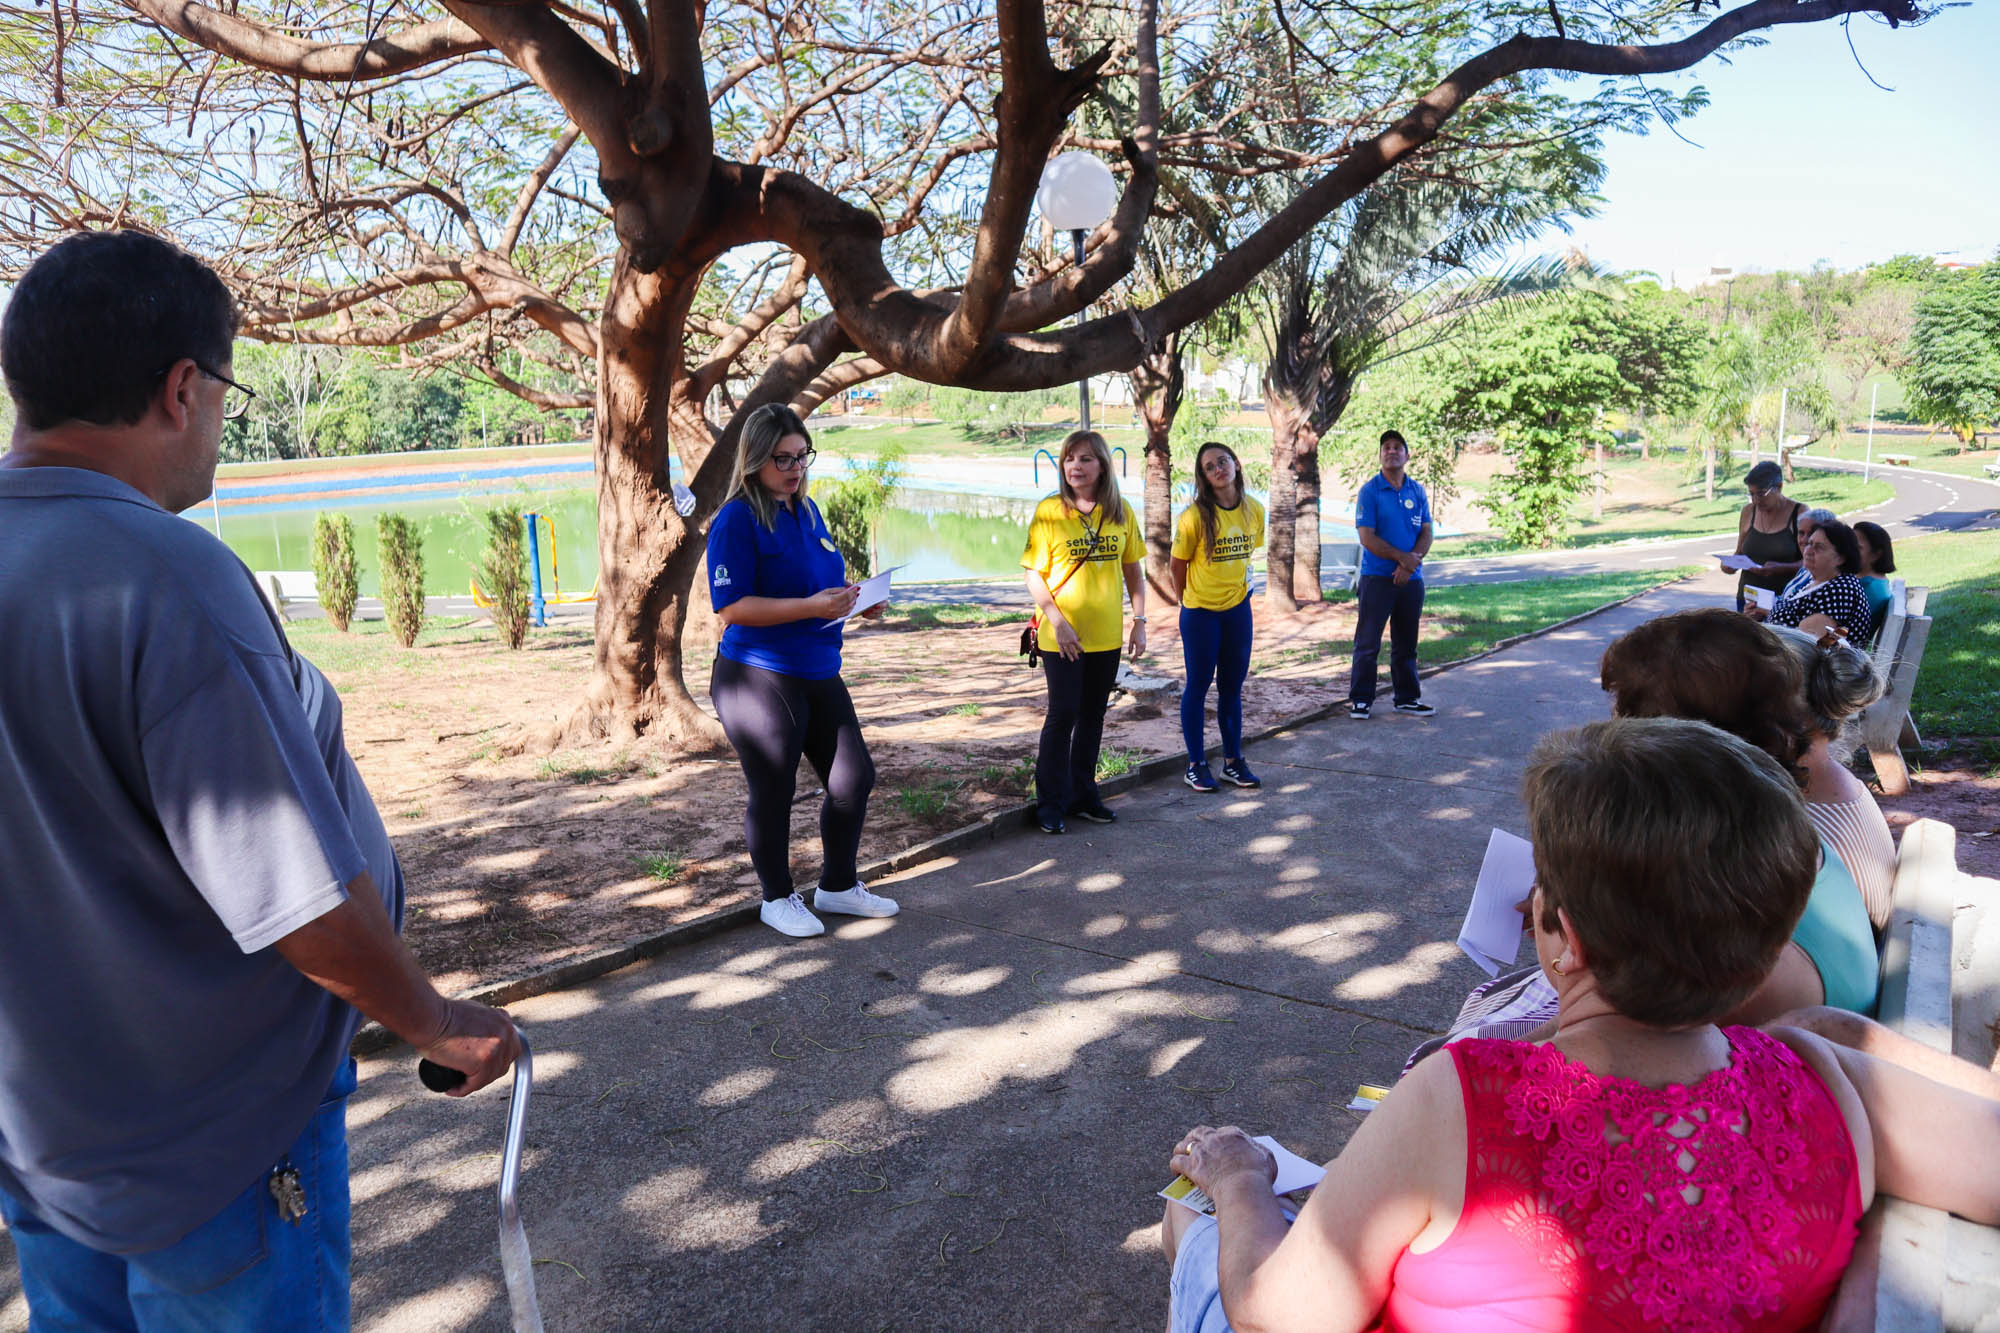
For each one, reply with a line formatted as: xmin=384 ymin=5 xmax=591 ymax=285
xmin=727 ymin=402 xmax=812 ymax=530
xmin=1056 ymin=429 xmax=1127 ymax=526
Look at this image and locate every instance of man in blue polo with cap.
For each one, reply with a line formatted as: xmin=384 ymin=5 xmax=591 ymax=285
xmin=1347 ymin=429 xmax=1436 ymax=719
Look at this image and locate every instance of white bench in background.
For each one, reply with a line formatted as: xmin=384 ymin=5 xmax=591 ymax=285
xmin=1858 ymin=579 xmax=1932 ymax=797
xmin=252 ymin=570 xmax=318 ymax=621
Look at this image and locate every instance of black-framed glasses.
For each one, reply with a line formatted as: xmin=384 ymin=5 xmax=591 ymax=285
xmin=161 ymin=361 xmax=256 ymax=420
xmin=770 ymin=447 xmax=816 ymax=472
xmin=197 ymin=365 xmax=257 ymax=421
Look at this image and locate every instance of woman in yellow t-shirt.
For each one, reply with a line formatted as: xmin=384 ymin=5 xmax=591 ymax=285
xmin=1170 ymin=441 xmax=1265 ymax=793
xmin=1020 ymin=429 xmax=1146 ymax=835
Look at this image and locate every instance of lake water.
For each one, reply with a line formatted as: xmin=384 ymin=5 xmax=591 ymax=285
xmin=198 ymin=456 xmax=1361 ymax=596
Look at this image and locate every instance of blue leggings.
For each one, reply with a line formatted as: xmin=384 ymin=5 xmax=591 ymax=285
xmin=1179 ymin=598 xmax=1253 ymax=764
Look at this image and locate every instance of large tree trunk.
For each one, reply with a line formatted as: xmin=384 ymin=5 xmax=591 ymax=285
xmin=534 ymin=254 xmax=730 ymax=753
xmin=1129 ymin=338 xmax=1184 ymax=606
xmin=1288 ymin=417 xmax=1322 ymax=604
xmin=1262 ymin=394 xmax=1301 ymax=614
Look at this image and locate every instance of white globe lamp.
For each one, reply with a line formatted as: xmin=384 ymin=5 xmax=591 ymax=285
xmin=1036 ymin=153 xmax=1118 ymax=430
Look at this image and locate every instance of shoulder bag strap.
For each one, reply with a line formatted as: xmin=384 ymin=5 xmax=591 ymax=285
xmin=1033 ymin=509 xmax=1108 ymax=626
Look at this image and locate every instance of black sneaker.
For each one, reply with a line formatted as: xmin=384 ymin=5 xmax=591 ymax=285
xmin=1184 ymin=762 xmax=1219 ymax=792
xmin=1069 ymin=802 xmax=1117 ymax=825
xmin=1393 ymin=700 xmax=1437 ymax=716
xmin=1035 ymin=809 xmax=1066 ymax=834
xmin=1348 ymin=700 xmax=1372 ymax=720
xmin=1219 ymin=758 xmax=1262 ymax=789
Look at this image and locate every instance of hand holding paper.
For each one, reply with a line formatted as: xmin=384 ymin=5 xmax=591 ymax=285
xmin=1713 ymin=552 xmax=1760 ymax=573
xmin=1457 ymin=829 xmax=1536 ymax=977
xmin=830 ymin=565 xmax=905 ymax=626
xmin=1748 ymin=586 xmax=1775 ymax=611
xmin=1160 ymin=1135 xmax=1327 ymax=1216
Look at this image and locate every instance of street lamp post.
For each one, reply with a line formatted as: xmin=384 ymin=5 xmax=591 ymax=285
xmin=1035 ymin=153 xmax=1118 ymax=431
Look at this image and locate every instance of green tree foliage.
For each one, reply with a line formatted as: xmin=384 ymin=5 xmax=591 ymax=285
xmin=479 ymin=507 xmax=532 ymax=650
xmin=1460 ymin=296 xmax=1629 ymax=548
xmin=814 ymin=447 xmax=905 ymax=580
xmin=310 ymin=513 xmax=359 ymax=632
xmin=1901 ymin=266 xmax=2000 ymax=446
xmin=375 ymin=514 xmax=426 ymax=649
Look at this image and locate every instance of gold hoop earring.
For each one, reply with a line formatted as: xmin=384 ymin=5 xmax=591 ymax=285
xmin=1552 ymin=957 xmax=1568 ymax=976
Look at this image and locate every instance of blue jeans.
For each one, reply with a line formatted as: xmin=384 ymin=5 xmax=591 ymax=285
xmin=1179 ymin=599 xmax=1253 ymax=764
xmin=0 ymin=1061 xmax=355 ymax=1333
xmin=1348 ymin=573 xmax=1425 ymax=706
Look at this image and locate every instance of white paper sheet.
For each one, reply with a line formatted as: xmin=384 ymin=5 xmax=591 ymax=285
xmin=829 ymin=564 xmax=905 ymax=626
xmin=1748 ymin=585 xmax=1775 ymax=611
xmin=1712 ymin=552 xmax=1760 ymax=572
xmin=1159 ymin=1135 xmax=1328 ymax=1215
xmin=1457 ymin=829 xmax=1536 ymax=977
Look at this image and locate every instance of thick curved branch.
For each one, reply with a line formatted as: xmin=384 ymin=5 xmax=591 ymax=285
xmin=770 ymin=0 xmax=1920 ymax=393
xmin=120 ymin=0 xmax=490 ymax=80
xmin=935 ymin=0 xmax=1115 ymax=377
xmin=795 ymin=354 xmax=888 ymax=416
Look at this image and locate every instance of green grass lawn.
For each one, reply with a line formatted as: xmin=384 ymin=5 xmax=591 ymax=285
xmin=1423 ymin=568 xmax=1703 ymax=662
xmin=1432 ymin=454 xmax=1892 ymax=558
xmin=1790 ymin=430 xmax=2000 ymax=481
xmin=1896 ymin=527 xmax=2000 ymax=748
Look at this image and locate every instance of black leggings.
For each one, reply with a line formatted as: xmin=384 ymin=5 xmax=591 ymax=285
xmin=711 ymin=656 xmax=875 ymax=902
xmin=1035 ymin=648 xmax=1122 ymax=817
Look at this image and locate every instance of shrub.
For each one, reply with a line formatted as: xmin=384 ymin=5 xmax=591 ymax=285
xmin=814 ymin=445 xmax=903 ymax=579
xmin=376 ymin=513 xmax=426 ymax=648
xmin=480 ymin=506 xmax=531 ymax=649
xmin=311 ymin=513 xmax=359 ymax=631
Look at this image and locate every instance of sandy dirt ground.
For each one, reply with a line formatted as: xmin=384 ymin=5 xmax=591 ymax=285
xmin=1876 ymin=760 xmax=2000 ymax=881
xmin=328 ymin=600 xmax=1389 ymax=995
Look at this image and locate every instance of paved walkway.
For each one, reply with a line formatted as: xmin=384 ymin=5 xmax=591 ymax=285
xmin=20 ymin=576 xmax=1713 ymax=1332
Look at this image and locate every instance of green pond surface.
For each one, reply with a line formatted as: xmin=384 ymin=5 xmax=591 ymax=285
xmin=202 ymin=486 xmax=1042 ymax=596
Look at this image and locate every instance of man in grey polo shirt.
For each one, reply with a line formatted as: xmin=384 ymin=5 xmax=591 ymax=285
xmin=0 ymin=230 xmax=520 ymax=1330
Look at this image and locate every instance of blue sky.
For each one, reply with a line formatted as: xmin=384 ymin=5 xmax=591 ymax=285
xmin=1542 ymin=4 xmax=1998 ymax=281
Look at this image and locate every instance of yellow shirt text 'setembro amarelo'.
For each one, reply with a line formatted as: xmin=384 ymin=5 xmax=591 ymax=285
xmin=1171 ymin=497 xmax=1265 ymax=612
xmin=1020 ymin=496 xmax=1144 ymax=653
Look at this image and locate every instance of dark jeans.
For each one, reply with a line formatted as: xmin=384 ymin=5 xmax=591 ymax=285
xmin=1179 ymin=599 xmax=1253 ymax=764
xmin=1036 ymin=648 xmax=1122 ymax=817
xmin=1349 ymin=574 xmax=1425 ymax=706
xmin=711 ymin=656 xmax=875 ymax=901
xmin=0 ymin=1060 xmax=356 ymax=1333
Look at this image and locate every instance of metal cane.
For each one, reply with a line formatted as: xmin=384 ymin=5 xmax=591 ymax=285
xmin=419 ymin=1032 xmax=544 ymax=1333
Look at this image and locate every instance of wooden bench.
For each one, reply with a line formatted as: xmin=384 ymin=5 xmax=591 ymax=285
xmin=252 ymin=570 xmax=318 ymax=621
xmin=1844 ymin=819 xmax=2000 ymax=1329
xmin=1983 ymin=461 xmax=2000 ymax=480
xmin=1857 ymin=580 xmax=1931 ymax=796
xmin=1880 ymin=453 xmax=1914 ymax=466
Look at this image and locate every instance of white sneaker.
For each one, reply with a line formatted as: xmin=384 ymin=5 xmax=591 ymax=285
xmin=813 ymin=881 xmax=900 ymax=918
xmin=759 ymin=893 xmax=826 ymax=937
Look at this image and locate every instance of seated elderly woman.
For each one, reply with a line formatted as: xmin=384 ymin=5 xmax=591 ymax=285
xmin=1602 ymin=610 xmax=1878 ymax=1017
xmin=1752 ymin=517 xmax=1873 ymax=640
xmin=1162 ymin=718 xmax=2000 ymax=1333
xmin=1851 ymin=519 xmax=1897 ymax=640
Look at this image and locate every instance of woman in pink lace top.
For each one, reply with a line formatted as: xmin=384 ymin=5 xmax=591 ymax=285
xmin=1161 ymin=718 xmax=2000 ymax=1333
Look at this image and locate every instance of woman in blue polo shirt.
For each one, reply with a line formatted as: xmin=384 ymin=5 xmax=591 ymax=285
xmin=707 ymin=403 xmax=899 ymax=938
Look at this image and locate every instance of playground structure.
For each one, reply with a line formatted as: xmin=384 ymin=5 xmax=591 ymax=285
xmin=472 ymin=512 xmax=597 ymax=626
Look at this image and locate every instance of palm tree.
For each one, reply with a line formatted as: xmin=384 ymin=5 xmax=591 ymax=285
xmin=1256 ymin=164 xmax=1597 ymax=609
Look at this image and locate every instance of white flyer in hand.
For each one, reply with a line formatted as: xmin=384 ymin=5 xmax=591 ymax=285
xmin=1457 ymin=828 xmax=1536 ymax=977
xmin=1159 ymin=1136 xmax=1327 ymax=1216
xmin=830 ymin=564 xmax=905 ymax=626
xmin=1748 ymin=586 xmax=1775 ymax=611
xmin=1713 ymin=552 xmax=1760 ymax=572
